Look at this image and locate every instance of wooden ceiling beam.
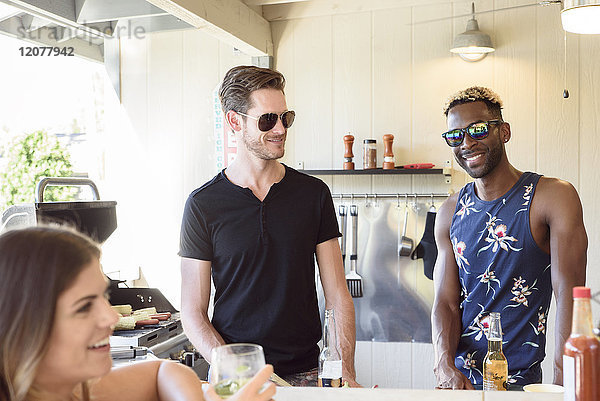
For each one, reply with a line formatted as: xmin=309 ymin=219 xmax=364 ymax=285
xmin=263 ymin=0 xmax=457 ymax=21
xmin=146 ymin=0 xmax=273 ymax=56
xmin=243 ymin=0 xmax=310 ymax=5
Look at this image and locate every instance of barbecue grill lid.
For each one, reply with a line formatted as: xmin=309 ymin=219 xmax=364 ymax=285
xmin=34 ymin=200 xmax=117 ymax=243
xmin=109 ymin=287 xmax=178 ymax=313
xmin=1 ymin=178 xmax=117 ymax=243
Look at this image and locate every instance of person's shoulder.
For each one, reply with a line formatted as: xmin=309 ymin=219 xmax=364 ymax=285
xmin=535 ymin=175 xmax=579 ymax=199
xmin=438 ymin=192 xmax=460 ymax=221
xmin=284 ymin=164 xmax=328 ymax=187
xmin=440 ymin=190 xmax=461 ymax=212
xmin=188 ymin=172 xmax=226 ymax=200
xmin=530 ymin=174 xmax=585 ymax=231
xmin=431 ymin=192 xmax=460 ymax=240
xmin=91 ymin=360 xmax=163 ymax=399
xmin=532 ymin=174 xmax=582 ymax=216
xmin=444 ymin=191 xmax=461 ymax=204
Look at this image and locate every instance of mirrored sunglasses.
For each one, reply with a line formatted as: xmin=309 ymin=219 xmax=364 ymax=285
xmin=237 ymin=110 xmax=296 ymax=132
xmin=442 ymin=119 xmax=503 ymax=147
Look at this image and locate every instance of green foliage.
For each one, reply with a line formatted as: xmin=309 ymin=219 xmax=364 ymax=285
xmin=0 ymin=131 xmax=75 ymax=211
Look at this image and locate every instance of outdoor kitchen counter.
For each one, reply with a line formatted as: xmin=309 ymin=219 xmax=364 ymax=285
xmin=272 ymin=387 xmax=562 ymax=401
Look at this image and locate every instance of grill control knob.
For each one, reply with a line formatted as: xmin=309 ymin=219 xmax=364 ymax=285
xmin=183 ymin=352 xmax=195 ymax=367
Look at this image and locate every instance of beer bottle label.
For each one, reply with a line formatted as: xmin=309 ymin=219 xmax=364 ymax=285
xmin=483 ymin=366 xmax=507 ymax=392
xmin=320 ymin=360 xmax=342 ymax=378
xmin=318 ymin=360 xmax=342 ymax=387
xmin=483 ymin=377 xmax=507 ymax=391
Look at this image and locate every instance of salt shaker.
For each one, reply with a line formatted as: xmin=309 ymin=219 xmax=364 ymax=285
xmin=383 ymin=134 xmax=395 ymax=169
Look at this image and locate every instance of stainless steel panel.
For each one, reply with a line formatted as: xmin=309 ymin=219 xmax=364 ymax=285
xmin=318 ymin=197 xmax=437 ymax=343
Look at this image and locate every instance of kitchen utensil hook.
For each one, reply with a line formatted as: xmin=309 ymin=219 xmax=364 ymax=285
xmin=430 ymin=193 xmax=437 ymax=212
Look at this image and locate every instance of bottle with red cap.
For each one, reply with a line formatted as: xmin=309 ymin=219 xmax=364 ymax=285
xmin=563 ymin=286 xmax=600 ymax=401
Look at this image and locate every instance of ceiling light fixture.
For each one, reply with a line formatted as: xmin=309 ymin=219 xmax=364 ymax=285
xmin=450 ymin=3 xmax=495 ymax=62
xmin=561 ymin=0 xmax=600 ymax=34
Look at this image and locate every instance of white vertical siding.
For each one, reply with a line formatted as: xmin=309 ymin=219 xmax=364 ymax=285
xmin=116 ymin=0 xmax=600 ymax=389
xmin=271 ymin=1 xmax=600 ymax=388
xmin=114 ymin=30 xmax=252 ymax=306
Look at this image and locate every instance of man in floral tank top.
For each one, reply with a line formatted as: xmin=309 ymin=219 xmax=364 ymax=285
xmin=432 ymin=87 xmax=587 ymax=389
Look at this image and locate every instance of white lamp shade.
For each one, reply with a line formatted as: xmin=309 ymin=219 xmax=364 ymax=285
xmin=455 ymin=52 xmax=487 ymax=62
xmin=450 ymin=46 xmax=495 ymax=54
xmin=561 ymin=2 xmax=600 ymax=34
xmin=450 ymin=18 xmax=495 ymax=62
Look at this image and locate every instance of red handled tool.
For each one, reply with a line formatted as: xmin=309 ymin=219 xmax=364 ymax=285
xmin=400 ymin=163 xmax=435 ymax=169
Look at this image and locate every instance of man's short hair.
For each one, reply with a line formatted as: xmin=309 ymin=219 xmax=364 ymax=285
xmin=219 ymin=66 xmax=286 ymax=115
xmin=443 ymin=86 xmax=504 ymax=119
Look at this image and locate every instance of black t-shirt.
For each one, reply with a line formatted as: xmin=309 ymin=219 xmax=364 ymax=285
xmin=179 ymin=165 xmax=341 ymax=375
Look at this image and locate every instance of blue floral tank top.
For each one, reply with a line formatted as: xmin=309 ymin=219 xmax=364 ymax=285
xmin=450 ymin=172 xmax=551 ymax=386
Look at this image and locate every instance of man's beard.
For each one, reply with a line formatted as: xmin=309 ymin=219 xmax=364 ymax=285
xmin=455 ymin=136 xmax=504 ymax=179
xmin=241 ymin=128 xmax=285 ymax=160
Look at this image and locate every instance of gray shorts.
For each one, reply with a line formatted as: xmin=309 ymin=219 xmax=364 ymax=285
xmin=279 ymin=367 xmax=319 ymax=387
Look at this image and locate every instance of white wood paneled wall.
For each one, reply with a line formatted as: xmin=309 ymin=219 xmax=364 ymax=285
xmin=354 ymin=341 xmax=437 ymax=389
xmin=271 ymin=0 xmax=600 ymax=388
xmin=107 ymin=30 xmax=252 ymax=305
xmin=114 ymin=0 xmax=600 ymax=390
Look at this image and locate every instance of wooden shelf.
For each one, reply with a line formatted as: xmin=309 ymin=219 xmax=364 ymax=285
xmin=298 ymin=168 xmax=444 ymax=175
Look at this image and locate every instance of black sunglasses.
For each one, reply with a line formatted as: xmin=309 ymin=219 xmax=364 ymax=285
xmin=442 ymin=119 xmax=504 ymax=147
xmin=237 ymin=110 xmax=296 ymax=132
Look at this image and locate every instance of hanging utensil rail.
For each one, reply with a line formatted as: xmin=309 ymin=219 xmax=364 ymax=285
xmin=333 ymin=192 xmax=449 ymax=199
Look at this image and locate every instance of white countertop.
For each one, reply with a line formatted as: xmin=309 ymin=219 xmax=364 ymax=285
xmin=272 ymin=387 xmax=563 ymax=401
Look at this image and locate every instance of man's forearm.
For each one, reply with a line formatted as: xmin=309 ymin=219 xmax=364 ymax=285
xmin=330 ymin=293 xmax=357 ymax=380
xmin=432 ymin=301 xmax=462 ymax=370
xmin=181 ymin=311 xmax=225 ymax=364
xmin=553 ymin=294 xmax=574 ymax=385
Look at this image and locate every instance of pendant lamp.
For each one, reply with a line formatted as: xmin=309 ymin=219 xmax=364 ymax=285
xmin=561 ymin=0 xmax=600 ymax=34
xmin=450 ymin=3 xmax=495 ymax=62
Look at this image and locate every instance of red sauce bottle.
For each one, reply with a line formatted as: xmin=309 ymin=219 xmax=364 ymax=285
xmin=563 ymin=286 xmax=600 ymax=401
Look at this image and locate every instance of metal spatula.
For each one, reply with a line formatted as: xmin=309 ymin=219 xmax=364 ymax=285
xmin=339 ymin=204 xmax=347 ymax=268
xmin=346 ymin=205 xmax=363 ymax=297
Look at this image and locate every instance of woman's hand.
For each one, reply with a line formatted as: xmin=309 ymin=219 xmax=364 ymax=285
xmin=205 ymin=365 xmax=276 ymax=401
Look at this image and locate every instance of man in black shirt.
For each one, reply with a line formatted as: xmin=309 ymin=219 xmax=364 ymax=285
xmin=179 ymin=66 xmax=358 ymax=386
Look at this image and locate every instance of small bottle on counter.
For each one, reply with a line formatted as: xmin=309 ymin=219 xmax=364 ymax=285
xmin=318 ymin=309 xmax=342 ymax=387
xmin=363 ymin=139 xmax=377 ymax=169
xmin=563 ymin=286 xmax=600 ymax=401
xmin=483 ymin=312 xmax=508 ymax=391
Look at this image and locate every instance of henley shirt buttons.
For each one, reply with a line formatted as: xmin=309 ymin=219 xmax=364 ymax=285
xmin=259 ymin=204 xmax=266 ymax=238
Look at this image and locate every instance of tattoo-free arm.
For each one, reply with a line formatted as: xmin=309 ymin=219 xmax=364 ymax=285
xmin=431 ymin=196 xmax=475 ymax=390
xmin=91 ymin=361 xmax=202 ymax=401
xmin=180 ymin=257 xmax=225 ymax=364
xmin=542 ymin=180 xmax=587 ymax=384
xmin=91 ymin=361 xmax=276 ymax=401
xmin=316 ymin=238 xmax=360 ymax=387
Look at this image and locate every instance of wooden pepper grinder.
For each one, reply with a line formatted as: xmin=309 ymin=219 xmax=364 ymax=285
xmin=383 ymin=134 xmax=395 ymax=169
xmin=343 ymin=134 xmax=355 ymax=170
